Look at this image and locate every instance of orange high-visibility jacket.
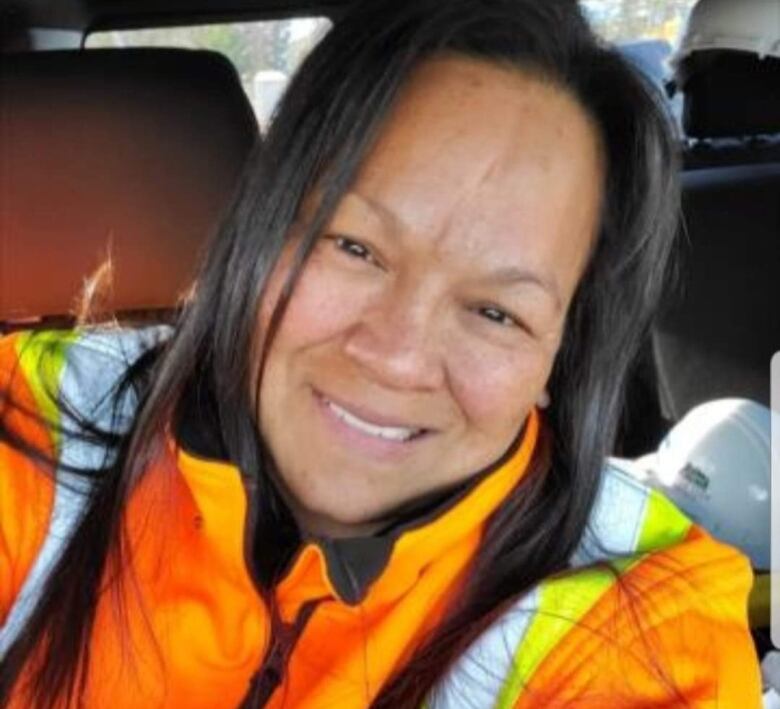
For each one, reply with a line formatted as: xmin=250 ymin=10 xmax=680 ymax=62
xmin=0 ymin=329 xmax=763 ymax=708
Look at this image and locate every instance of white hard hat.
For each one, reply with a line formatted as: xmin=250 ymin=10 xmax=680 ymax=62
xmin=671 ymin=0 xmax=780 ymax=69
xmin=639 ymin=399 xmax=771 ymax=569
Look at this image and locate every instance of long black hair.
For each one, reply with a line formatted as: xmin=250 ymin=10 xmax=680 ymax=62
xmin=0 ymin=0 xmax=680 ymax=706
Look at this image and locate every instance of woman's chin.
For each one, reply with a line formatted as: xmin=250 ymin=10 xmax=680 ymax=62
xmin=293 ymin=500 xmax=389 ymax=538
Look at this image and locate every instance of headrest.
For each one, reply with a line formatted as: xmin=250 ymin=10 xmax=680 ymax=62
xmin=0 ymin=48 xmax=258 ymax=326
xmin=679 ymin=50 xmax=780 ymax=138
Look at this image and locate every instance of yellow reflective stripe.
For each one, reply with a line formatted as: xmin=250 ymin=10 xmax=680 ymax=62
xmin=494 ymin=558 xmax=634 ymax=709
xmin=635 ymin=487 xmax=692 ymax=554
xmin=14 ymin=330 xmax=79 ymax=452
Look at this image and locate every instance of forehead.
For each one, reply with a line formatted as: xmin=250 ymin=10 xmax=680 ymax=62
xmin=348 ymin=55 xmax=604 ymax=294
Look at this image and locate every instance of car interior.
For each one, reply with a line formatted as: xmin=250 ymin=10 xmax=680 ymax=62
xmin=1 ymin=0 xmax=778 ymax=691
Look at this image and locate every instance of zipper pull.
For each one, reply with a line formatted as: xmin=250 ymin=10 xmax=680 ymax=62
xmin=238 ymin=598 xmax=323 ymax=708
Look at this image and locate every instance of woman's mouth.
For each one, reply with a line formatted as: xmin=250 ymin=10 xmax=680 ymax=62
xmin=324 ymin=398 xmax=423 ymax=442
xmin=312 ymin=389 xmax=431 ymax=455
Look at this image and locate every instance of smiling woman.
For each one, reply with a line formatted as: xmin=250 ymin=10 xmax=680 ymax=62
xmin=0 ymin=0 xmax=763 ymax=708
xmin=257 ymin=57 xmax=602 ymax=538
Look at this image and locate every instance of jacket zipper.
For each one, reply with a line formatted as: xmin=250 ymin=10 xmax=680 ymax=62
xmin=238 ymin=471 xmax=323 ymax=708
xmin=239 ymin=598 xmax=321 ymax=708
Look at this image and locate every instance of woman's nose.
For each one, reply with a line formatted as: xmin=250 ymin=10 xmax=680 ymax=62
xmin=342 ymin=291 xmax=445 ymax=392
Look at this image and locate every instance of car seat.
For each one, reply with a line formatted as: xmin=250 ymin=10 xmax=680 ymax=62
xmin=0 ymin=48 xmax=258 ymax=332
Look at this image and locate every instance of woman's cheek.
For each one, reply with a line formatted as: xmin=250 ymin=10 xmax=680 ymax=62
xmin=447 ymin=341 xmax=550 ymax=430
xmin=257 ymin=240 xmax=300 ymax=331
xmin=281 ymin=260 xmax=372 ymax=343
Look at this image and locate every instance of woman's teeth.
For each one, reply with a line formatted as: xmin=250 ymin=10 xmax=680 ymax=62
xmin=326 ymin=400 xmax=422 ymax=442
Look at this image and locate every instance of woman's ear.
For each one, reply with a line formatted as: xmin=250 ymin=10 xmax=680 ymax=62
xmin=536 ymin=389 xmax=550 ymax=409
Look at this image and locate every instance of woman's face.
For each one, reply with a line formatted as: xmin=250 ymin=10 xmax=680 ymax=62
xmin=257 ymin=56 xmax=604 ymax=537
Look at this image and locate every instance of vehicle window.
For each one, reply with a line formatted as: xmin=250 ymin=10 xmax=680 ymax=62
xmin=86 ymin=18 xmax=332 ymax=130
xmin=581 ymin=0 xmax=697 ymax=44
xmin=583 ymin=0 xmax=697 ymax=130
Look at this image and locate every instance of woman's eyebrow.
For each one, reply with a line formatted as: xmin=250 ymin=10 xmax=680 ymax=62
xmin=486 ymin=266 xmax=562 ymax=312
xmin=344 ymin=190 xmax=399 ymax=229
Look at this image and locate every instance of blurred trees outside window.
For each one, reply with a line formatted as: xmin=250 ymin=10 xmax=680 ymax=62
xmin=582 ymin=0 xmax=697 ymax=44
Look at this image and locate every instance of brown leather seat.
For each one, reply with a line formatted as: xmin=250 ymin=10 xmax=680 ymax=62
xmin=1 ymin=48 xmax=258 ymax=330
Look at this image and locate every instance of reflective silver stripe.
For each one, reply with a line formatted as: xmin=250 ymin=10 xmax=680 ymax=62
xmin=0 ymin=327 xmax=169 ymax=660
xmin=570 ymin=459 xmax=650 ymax=567
xmin=428 ymin=588 xmax=540 ymax=709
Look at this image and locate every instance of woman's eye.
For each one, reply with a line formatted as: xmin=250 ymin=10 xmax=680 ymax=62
xmin=477 ymin=306 xmax=517 ymax=328
xmin=334 ymin=236 xmax=374 ymax=262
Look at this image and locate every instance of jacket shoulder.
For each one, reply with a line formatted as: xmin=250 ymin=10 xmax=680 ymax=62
xmin=430 ymin=461 xmax=761 ymax=708
xmin=0 ymin=326 xmax=172 ymax=659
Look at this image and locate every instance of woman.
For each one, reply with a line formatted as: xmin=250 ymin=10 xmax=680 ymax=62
xmin=0 ymin=0 xmax=762 ymax=707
